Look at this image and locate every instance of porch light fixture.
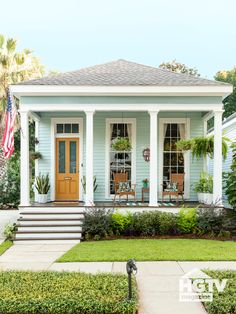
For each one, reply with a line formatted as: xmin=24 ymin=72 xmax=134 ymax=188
xmin=143 ymin=148 xmax=150 ymax=162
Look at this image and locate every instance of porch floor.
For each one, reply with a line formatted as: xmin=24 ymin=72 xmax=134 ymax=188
xmin=25 ymin=201 xmax=214 ymax=209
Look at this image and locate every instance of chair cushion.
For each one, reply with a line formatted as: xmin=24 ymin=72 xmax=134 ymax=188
xmin=164 ymin=182 xmax=178 ymax=192
xmin=117 ymin=181 xmax=131 ymax=192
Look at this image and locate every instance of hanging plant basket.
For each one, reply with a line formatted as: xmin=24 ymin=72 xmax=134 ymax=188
xmin=112 ymin=137 xmax=132 ymax=151
xmin=30 ymin=152 xmax=42 ymax=160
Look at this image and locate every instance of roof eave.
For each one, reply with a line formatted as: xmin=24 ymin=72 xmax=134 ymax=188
xmin=10 ymin=84 xmax=233 ymax=99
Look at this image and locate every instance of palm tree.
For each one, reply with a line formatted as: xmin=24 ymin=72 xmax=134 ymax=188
xmin=0 ymin=34 xmax=45 ymax=179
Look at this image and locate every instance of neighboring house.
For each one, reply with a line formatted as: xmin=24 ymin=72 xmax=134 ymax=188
xmin=10 ymin=59 xmax=233 ymax=242
xmin=208 ymin=112 xmax=236 ymax=208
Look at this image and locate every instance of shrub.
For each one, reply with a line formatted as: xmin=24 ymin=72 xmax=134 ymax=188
xmin=177 ymin=208 xmax=197 ymax=234
xmin=0 ymin=154 xmax=20 ymax=208
xmin=3 ymin=223 xmax=17 ymax=240
xmin=0 ymin=271 xmax=138 ymax=314
xmin=83 ymin=208 xmax=112 ymax=240
xmin=111 ymin=210 xmax=132 ymax=235
xmin=132 ymin=211 xmax=160 ymax=236
xmin=159 ymin=212 xmax=178 ymax=235
xmin=224 ymin=142 xmax=236 ymax=210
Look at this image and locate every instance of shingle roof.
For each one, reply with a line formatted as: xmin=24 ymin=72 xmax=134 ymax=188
xmin=18 ymin=59 xmax=229 ymax=86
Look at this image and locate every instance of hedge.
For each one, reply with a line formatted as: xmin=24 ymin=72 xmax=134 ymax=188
xmin=203 ymin=270 xmax=236 ymax=314
xmin=0 ymin=271 xmax=138 ymax=314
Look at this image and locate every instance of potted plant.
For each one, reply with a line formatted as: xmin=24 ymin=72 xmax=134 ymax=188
xmin=142 ymin=178 xmax=149 ymax=188
xmin=193 ymin=172 xmax=213 ymax=205
xmin=30 ymin=151 xmax=42 ymax=160
xmin=81 ymin=176 xmax=98 ymax=201
xmin=35 ymin=173 xmax=50 ymax=203
xmin=112 ymin=137 xmax=132 ymax=151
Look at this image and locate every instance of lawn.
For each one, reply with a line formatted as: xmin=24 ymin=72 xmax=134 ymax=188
xmin=0 ymin=240 xmax=12 ymax=255
xmin=0 ymin=271 xmax=138 ymax=314
xmin=58 ymin=239 xmax=236 ymax=262
xmin=203 ymin=270 xmax=236 ymax=314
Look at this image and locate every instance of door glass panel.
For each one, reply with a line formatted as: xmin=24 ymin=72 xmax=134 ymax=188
xmin=70 ymin=141 xmax=77 ymax=173
xmin=59 ymin=141 xmax=66 ymax=173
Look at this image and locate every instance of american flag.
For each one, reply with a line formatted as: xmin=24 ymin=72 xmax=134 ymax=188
xmin=1 ymin=88 xmax=17 ymax=158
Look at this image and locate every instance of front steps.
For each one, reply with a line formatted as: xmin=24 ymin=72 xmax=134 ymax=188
xmin=14 ymin=207 xmax=84 ymax=244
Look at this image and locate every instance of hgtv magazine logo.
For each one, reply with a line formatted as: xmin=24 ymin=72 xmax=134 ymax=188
xmin=179 ymin=268 xmax=227 ymax=302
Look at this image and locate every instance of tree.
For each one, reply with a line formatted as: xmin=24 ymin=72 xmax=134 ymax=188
xmin=0 ymin=34 xmax=45 ymax=179
xmin=159 ymin=59 xmax=200 ymax=76
xmin=215 ymin=68 xmax=236 ymax=119
xmin=224 ymin=142 xmax=236 ymax=210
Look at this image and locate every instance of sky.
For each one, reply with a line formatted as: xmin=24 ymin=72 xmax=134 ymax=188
xmin=0 ymin=0 xmax=235 ymax=78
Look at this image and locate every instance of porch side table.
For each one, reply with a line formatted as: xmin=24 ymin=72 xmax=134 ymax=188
xmin=142 ymin=187 xmax=149 ymax=202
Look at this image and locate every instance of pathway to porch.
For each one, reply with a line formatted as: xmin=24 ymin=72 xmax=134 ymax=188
xmin=1 ymin=244 xmax=236 ymax=313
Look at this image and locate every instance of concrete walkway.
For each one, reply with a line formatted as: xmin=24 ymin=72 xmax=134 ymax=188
xmin=1 ymin=244 xmax=236 ymax=314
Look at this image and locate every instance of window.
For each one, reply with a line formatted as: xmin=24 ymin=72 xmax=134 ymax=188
xmin=56 ymin=123 xmax=79 ymax=134
xmin=109 ymin=123 xmax=132 ymax=195
xmin=162 ymin=123 xmax=185 ymax=190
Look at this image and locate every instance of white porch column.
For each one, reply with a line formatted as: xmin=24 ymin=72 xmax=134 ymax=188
xmin=85 ymin=110 xmax=95 ymax=206
xmin=20 ymin=111 xmax=30 ymax=206
xmin=213 ymin=110 xmax=223 ymax=205
xmin=149 ymin=110 xmax=159 ymax=206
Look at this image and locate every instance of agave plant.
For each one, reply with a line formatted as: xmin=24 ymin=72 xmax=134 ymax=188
xmin=35 ymin=173 xmax=50 ymax=194
xmin=81 ymin=176 xmax=98 ymax=193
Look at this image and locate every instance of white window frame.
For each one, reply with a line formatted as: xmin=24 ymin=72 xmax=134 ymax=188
xmin=105 ymin=118 xmax=136 ymax=199
xmin=159 ymin=118 xmax=190 ymax=199
xmin=51 ymin=117 xmax=83 ymax=201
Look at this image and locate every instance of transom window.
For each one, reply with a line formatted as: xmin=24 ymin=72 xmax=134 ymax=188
xmin=109 ymin=123 xmax=132 ymax=195
xmin=163 ymin=123 xmax=185 ymax=190
xmin=56 ymin=123 xmax=79 ymax=134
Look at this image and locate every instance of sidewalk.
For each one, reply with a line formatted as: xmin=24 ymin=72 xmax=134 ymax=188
xmin=1 ymin=244 xmax=236 ymax=314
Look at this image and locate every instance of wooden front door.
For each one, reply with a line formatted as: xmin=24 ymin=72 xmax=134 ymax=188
xmin=56 ymin=138 xmax=80 ymax=200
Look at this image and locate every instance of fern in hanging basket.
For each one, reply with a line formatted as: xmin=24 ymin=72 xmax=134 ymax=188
xmin=176 ymin=136 xmax=229 ymax=160
xmin=112 ymin=137 xmax=132 ymax=151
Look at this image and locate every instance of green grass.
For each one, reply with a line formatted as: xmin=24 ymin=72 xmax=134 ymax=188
xmin=203 ymin=270 xmax=236 ymax=314
xmin=0 ymin=240 xmax=12 ymax=255
xmin=58 ymin=239 xmax=236 ymax=262
xmin=0 ymin=271 xmax=138 ymax=314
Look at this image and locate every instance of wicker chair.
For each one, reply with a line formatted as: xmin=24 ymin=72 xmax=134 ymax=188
xmin=162 ymin=173 xmax=184 ymax=203
xmin=113 ymin=172 xmax=136 ymax=204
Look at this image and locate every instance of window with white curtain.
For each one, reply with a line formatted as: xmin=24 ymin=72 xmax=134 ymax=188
xmin=162 ymin=123 xmax=185 ymax=190
xmin=109 ymin=123 xmax=132 ymax=194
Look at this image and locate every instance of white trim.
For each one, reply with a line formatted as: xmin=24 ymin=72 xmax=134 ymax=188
xmin=11 ymin=84 xmax=232 ymax=98
xmin=105 ymin=118 xmax=136 ymax=199
xmin=158 ymin=118 xmax=191 ymax=200
xmin=29 ymin=111 xmax=41 ymax=122
xmin=50 ymin=117 xmax=83 ymax=201
xmin=34 ymin=120 xmax=39 ymax=202
xmin=19 ymin=102 xmax=223 ymax=113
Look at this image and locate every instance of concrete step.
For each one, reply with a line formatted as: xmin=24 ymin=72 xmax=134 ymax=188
xmin=20 ymin=208 xmax=85 ymax=214
xmin=14 ymin=239 xmax=81 ymax=244
xmin=15 ymin=233 xmax=82 ymax=239
xmin=17 ymin=226 xmax=82 ymax=232
xmin=19 ymin=214 xmax=84 ymax=219
xmin=17 ymin=220 xmax=83 ymax=226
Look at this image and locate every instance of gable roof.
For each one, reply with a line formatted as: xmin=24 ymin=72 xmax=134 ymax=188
xmin=18 ymin=59 xmax=229 ymax=87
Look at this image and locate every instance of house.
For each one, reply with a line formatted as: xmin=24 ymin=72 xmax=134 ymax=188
xmin=208 ymin=112 xmax=236 ymax=208
xmin=10 ymin=59 xmax=233 ymax=242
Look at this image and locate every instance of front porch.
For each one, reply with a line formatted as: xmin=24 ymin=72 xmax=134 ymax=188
xmin=18 ymin=106 xmax=224 ymax=208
